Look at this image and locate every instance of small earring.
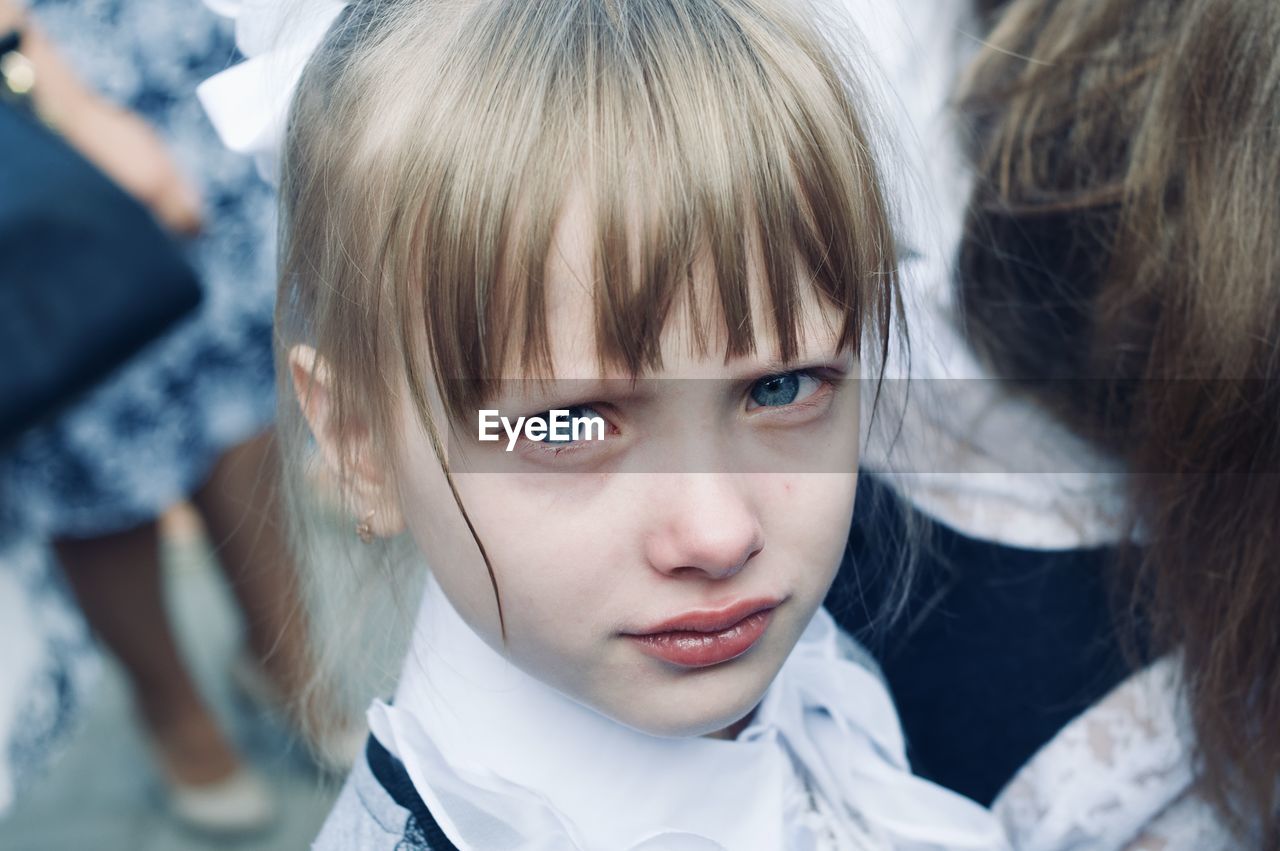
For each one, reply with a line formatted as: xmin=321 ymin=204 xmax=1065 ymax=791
xmin=355 ymin=509 xmax=376 ymax=544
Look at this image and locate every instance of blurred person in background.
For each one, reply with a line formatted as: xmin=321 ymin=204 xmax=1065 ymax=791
xmin=837 ymin=0 xmax=1278 ymax=846
xmin=0 ymin=0 xmax=340 ymax=835
xmin=952 ymin=1 xmax=1280 ymax=842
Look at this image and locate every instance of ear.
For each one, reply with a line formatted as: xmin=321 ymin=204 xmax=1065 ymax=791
xmin=289 ymin=345 xmax=405 ymax=539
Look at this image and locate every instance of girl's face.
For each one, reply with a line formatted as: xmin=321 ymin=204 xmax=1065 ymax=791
xmin=347 ymin=202 xmax=859 ymax=738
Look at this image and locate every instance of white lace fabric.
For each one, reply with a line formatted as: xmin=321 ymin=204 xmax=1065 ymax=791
xmin=993 ymin=657 xmax=1242 ymax=850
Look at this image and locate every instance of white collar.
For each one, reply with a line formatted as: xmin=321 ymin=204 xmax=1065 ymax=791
xmin=367 ymin=579 xmax=1009 ymax=851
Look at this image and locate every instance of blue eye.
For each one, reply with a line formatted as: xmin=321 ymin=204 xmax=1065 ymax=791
xmin=533 ymin=404 xmax=604 ymax=444
xmin=750 ymin=373 xmax=800 ymax=407
xmin=751 ymin=371 xmax=828 ymax=408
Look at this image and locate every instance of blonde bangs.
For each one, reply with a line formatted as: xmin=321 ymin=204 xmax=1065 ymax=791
xmin=283 ymin=0 xmax=896 ymax=431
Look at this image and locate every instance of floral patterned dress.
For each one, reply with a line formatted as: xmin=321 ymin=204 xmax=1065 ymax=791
xmin=0 ymin=0 xmax=278 ymax=538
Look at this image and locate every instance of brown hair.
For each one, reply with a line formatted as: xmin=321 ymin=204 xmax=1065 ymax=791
xmin=958 ymin=0 xmax=1280 ymax=838
xmin=276 ymin=0 xmax=898 ymax=654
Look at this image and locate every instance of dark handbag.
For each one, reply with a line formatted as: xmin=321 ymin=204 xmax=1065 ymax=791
xmin=0 ymin=100 xmax=202 ymax=445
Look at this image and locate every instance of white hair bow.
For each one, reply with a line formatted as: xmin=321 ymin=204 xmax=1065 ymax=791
xmin=197 ymin=0 xmax=350 ymax=183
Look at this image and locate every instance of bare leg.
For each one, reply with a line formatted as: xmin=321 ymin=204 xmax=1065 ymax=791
xmin=190 ymin=430 xmax=313 ymax=704
xmin=54 ymin=524 xmax=242 ymax=785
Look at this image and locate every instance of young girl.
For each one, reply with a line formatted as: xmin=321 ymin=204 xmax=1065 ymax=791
xmin=201 ymin=0 xmax=1012 ymax=847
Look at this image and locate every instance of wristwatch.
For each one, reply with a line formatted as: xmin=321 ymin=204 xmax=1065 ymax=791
xmin=0 ymin=26 xmax=38 ymax=116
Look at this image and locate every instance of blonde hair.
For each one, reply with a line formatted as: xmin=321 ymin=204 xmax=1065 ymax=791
xmin=278 ymin=0 xmax=901 ymax=693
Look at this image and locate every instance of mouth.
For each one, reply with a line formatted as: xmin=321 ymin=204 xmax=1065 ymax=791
xmin=623 ymin=598 xmax=782 ymax=669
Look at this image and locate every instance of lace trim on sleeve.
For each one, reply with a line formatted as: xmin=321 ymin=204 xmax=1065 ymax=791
xmin=993 ymin=655 xmax=1241 ymax=850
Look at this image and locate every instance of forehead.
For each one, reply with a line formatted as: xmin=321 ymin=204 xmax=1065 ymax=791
xmin=532 ymin=189 xmax=849 ymax=382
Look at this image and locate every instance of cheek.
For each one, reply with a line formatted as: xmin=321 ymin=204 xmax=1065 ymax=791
xmin=389 ymin=403 xmax=616 ymax=643
xmin=766 ymin=474 xmax=857 ymax=577
xmin=433 ymin=474 xmax=634 ymax=640
xmin=445 ymin=477 xmax=647 ymax=697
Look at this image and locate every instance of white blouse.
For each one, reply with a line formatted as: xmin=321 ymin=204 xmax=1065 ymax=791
xmin=367 ymin=578 xmax=1007 ymax=851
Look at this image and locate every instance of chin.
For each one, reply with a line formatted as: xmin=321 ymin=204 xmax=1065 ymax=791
xmin=609 ymin=658 xmax=778 ymax=739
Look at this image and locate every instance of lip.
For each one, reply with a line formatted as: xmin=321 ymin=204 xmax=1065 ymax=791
xmin=624 ymin=598 xmax=781 ymax=669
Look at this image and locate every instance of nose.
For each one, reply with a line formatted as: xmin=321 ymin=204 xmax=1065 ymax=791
xmin=643 ymin=474 xmax=765 ymax=581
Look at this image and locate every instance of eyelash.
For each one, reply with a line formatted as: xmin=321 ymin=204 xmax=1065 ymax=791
xmin=518 ymin=405 xmax=617 ymax=460
xmin=513 ymin=369 xmax=839 ymax=462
